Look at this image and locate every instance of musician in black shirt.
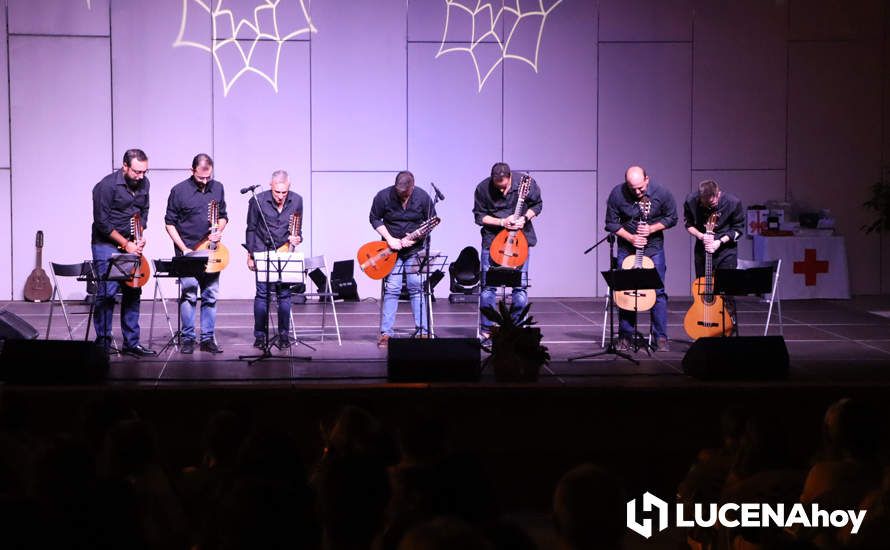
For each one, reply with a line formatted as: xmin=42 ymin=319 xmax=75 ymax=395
xmin=245 ymin=170 xmax=304 ymax=349
xmin=604 ymin=165 xmax=678 ymax=352
xmin=683 ymin=179 xmax=745 ymax=277
xmin=164 ymin=154 xmax=228 ymax=354
xmin=369 ymin=171 xmax=435 ymax=348
xmin=473 ymin=162 xmax=542 ymax=345
xmin=90 ymin=148 xmax=157 ymax=357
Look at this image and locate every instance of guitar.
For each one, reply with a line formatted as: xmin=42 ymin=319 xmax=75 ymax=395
xmin=122 ymin=213 xmax=151 ymax=288
xmin=194 ymin=199 xmax=230 ymax=273
xmin=489 ymin=174 xmax=531 ymax=269
xmin=357 ymin=217 xmax=441 ymax=280
xmin=23 ymin=230 xmax=52 ymax=302
xmin=684 ymin=212 xmax=733 ymax=339
xmin=614 ymin=196 xmax=657 ymax=312
xmin=276 ymin=213 xmax=302 ymax=253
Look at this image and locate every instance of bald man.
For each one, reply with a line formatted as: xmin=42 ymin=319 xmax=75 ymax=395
xmin=604 ymin=166 xmax=677 ymax=352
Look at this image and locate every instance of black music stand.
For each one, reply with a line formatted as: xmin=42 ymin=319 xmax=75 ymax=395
xmin=714 ymin=267 xmax=774 ymax=336
xmin=94 ymin=254 xmax=143 ymax=355
xmin=715 ymin=267 xmax=773 ymax=296
xmin=407 ymin=250 xmax=448 ymax=337
xmin=240 ymin=250 xmax=313 ymax=365
xmin=569 ymin=269 xmax=657 ymax=364
xmin=610 ymin=268 xmax=664 ymax=354
xmin=157 ymin=256 xmax=207 ymax=354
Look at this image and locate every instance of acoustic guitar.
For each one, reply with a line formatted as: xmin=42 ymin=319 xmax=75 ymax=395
xmin=195 ymin=199 xmax=230 ymax=273
xmin=614 ymin=196 xmax=657 ymax=312
xmin=276 ymin=213 xmax=302 ymax=253
xmin=122 ymin=212 xmax=151 ymax=288
xmin=489 ymin=174 xmax=531 ymax=269
xmin=23 ymin=230 xmax=52 ymax=302
xmin=357 ymin=217 xmax=441 ymax=280
xmin=684 ymin=212 xmax=733 ymax=339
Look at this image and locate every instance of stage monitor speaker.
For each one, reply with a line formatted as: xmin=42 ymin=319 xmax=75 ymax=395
xmin=0 ymin=310 xmax=40 ymax=341
xmin=682 ymin=336 xmax=789 ymax=380
xmin=0 ymin=339 xmax=109 ymax=384
xmin=388 ymin=338 xmax=481 ymax=382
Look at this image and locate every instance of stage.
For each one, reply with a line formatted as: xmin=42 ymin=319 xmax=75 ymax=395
xmin=4 ymin=294 xmax=890 ymax=386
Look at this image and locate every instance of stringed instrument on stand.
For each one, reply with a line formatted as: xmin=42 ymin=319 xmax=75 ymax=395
xmin=357 ymin=217 xmax=441 ymax=280
xmin=122 ymin=212 xmax=151 ymax=288
xmin=614 ymin=196 xmax=657 ymax=312
xmin=194 ymin=199 xmax=230 ymax=273
xmin=23 ymin=230 xmax=52 ymax=302
xmin=489 ymin=174 xmax=531 ymax=269
xmin=277 ymin=212 xmax=302 ymax=253
xmin=684 ymin=211 xmax=733 ymax=339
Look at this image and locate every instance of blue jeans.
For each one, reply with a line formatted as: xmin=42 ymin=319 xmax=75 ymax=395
xmin=479 ymin=249 xmax=529 ymax=332
xmin=617 ymin=248 xmax=668 ymax=340
xmin=254 ymin=282 xmax=294 ymax=339
xmin=380 ymin=254 xmax=426 ymax=336
xmin=179 ymin=272 xmax=220 ymax=343
xmin=91 ymin=243 xmax=143 ymax=348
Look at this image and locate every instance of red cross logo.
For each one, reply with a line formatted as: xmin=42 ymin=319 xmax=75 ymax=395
xmin=749 ymin=220 xmax=767 ymax=233
xmin=793 ymin=248 xmax=829 ymax=286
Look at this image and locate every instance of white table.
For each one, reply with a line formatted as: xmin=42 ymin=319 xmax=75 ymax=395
xmin=753 ymin=235 xmax=850 ymax=299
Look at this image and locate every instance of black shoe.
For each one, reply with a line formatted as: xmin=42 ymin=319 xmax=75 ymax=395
xmin=253 ymin=337 xmax=266 ymax=350
xmin=615 ymin=336 xmax=632 ymax=352
xmin=122 ymin=344 xmax=157 ymax=358
xmin=200 ymin=340 xmax=223 ymax=354
xmin=180 ymin=340 xmax=195 ymax=354
xmin=94 ymin=338 xmax=120 ymax=355
xmin=277 ymin=334 xmax=292 ymax=348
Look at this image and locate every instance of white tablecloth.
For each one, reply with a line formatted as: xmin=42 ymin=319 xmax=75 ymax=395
xmin=753 ymin=235 xmax=850 ymax=299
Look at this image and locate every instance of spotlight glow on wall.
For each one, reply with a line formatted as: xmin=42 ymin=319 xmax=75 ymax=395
xmin=174 ymin=0 xmax=317 ymax=96
xmin=437 ymin=0 xmax=562 ymax=92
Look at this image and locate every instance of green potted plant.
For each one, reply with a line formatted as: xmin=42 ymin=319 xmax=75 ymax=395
xmin=480 ymin=300 xmax=550 ymax=382
xmin=861 ymin=168 xmax=890 ymax=234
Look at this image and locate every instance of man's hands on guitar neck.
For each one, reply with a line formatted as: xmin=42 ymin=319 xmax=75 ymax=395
xmin=111 ymin=230 xmax=145 ymax=255
xmin=376 ymin=226 xmax=414 ymax=251
xmin=703 ymin=234 xmax=728 ymax=254
xmin=617 ymin=221 xmax=667 ymax=249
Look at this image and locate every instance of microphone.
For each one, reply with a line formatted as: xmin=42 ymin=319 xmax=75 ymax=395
xmin=240 ymin=184 xmax=260 ymax=194
xmin=431 ymin=182 xmax=445 ymax=201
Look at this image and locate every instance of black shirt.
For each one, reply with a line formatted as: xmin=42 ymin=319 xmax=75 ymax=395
xmin=246 ymin=190 xmax=303 ymax=252
xmin=473 ymin=173 xmax=543 ymax=249
xmin=369 ymin=186 xmax=436 ymax=257
xmin=604 ymin=181 xmax=678 ymax=254
xmin=683 ymin=190 xmax=745 ymax=255
xmin=164 ymin=177 xmax=228 ymax=251
xmin=91 ymin=169 xmax=150 ymax=245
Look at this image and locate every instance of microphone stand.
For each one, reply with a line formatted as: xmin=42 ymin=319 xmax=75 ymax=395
xmin=239 ymin=187 xmax=310 ymax=364
xmin=569 ymin=233 xmax=637 ymax=364
xmin=416 ymin=184 xmax=441 ymax=338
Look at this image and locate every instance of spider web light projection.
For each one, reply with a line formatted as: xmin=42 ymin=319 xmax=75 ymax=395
xmin=437 ymin=0 xmax=562 ymax=92
xmin=174 ymin=0 xmax=317 ymax=96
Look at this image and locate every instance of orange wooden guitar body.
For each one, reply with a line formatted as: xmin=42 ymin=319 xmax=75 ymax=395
xmin=357 ymin=241 xmax=396 ymax=280
xmin=195 ymin=240 xmax=230 ymax=273
xmin=683 ymin=278 xmax=733 ymax=339
xmin=124 ymin=256 xmax=151 ymax=288
xmin=489 ymin=229 xmax=529 ymax=269
xmin=613 ymin=254 xmax=657 ymax=311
